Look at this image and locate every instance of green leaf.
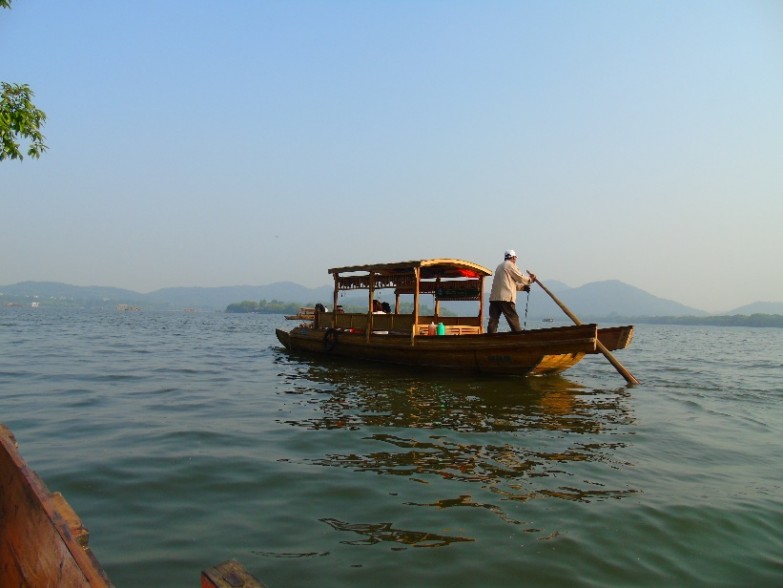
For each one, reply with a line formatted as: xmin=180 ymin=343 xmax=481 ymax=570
xmin=0 ymin=82 xmax=48 ymax=161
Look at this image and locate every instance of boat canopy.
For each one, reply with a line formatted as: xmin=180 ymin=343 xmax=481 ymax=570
xmin=329 ymin=258 xmax=492 ymax=279
xmin=329 ymin=258 xmax=491 ymax=280
xmin=327 ymin=258 xmax=492 ymax=316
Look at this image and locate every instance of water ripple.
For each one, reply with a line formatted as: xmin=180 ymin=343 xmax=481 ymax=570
xmin=2 ymin=312 xmax=782 ymax=587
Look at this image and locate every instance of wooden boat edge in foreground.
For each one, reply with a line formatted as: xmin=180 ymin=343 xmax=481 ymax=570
xmin=1 ymin=423 xmax=264 ymax=587
xmin=0 ymin=422 xmax=113 ymax=587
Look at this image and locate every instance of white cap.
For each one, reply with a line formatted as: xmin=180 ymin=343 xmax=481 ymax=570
xmin=504 ymin=249 xmax=517 ymax=259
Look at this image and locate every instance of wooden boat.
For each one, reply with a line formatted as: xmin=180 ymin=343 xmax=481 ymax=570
xmin=1 ymin=423 xmax=265 ymax=588
xmin=284 ymin=306 xmax=316 ymax=321
xmin=0 ymin=423 xmax=113 ymax=587
xmin=275 ymin=258 xmax=634 ymax=376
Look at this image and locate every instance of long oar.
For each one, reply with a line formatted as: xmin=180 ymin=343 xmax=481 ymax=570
xmin=529 ymin=271 xmax=640 ymax=385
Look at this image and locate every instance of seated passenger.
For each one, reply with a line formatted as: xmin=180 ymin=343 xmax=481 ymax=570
xmin=371 ymin=299 xmax=388 ymax=334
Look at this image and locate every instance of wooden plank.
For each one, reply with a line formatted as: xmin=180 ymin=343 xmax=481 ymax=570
xmin=50 ymin=492 xmax=90 ymax=549
xmin=0 ymin=423 xmax=112 ymax=588
xmin=201 ymin=559 xmax=266 ymax=588
xmin=597 ymin=325 xmax=634 ymax=351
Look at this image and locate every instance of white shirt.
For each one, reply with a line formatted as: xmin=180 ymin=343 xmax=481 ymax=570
xmin=489 ymin=260 xmax=532 ymax=303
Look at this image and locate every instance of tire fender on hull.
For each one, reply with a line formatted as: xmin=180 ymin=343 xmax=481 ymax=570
xmin=323 ymin=328 xmax=338 ymax=352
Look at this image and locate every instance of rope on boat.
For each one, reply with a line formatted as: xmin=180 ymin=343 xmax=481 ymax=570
xmin=523 ymin=289 xmax=530 ymax=329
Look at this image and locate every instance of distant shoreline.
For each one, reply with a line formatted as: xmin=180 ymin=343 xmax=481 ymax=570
xmin=3 ymin=302 xmax=782 ymax=327
xmin=222 ymin=304 xmax=783 ymax=328
xmin=601 ymin=314 xmax=783 ymax=328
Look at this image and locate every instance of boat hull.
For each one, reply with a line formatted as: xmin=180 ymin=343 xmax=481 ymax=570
xmin=0 ymin=424 xmax=112 ymax=587
xmin=276 ymin=324 xmax=633 ymax=376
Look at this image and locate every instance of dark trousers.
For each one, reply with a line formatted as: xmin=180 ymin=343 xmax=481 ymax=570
xmin=487 ymin=301 xmax=522 ymax=333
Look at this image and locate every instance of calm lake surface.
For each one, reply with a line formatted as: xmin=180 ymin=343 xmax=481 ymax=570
xmin=1 ymin=308 xmax=782 ymax=587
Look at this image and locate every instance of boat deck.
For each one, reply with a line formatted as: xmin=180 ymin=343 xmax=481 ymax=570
xmin=276 ymin=322 xmax=633 ymax=376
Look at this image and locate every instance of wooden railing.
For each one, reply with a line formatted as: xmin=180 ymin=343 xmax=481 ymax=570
xmin=315 ymin=312 xmax=482 ymax=335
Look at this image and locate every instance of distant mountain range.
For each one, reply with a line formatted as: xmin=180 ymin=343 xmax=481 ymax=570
xmin=2 ymin=279 xmax=782 ymax=319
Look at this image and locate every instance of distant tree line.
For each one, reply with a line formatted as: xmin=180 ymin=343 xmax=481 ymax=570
xmin=225 ymin=299 xmax=306 ymax=314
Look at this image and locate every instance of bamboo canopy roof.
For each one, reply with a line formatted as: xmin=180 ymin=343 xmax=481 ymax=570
xmin=328 ymin=258 xmax=493 ymax=280
xmin=328 ymin=259 xmax=492 ymax=303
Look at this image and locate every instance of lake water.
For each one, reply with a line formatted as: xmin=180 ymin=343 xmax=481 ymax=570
xmin=1 ymin=308 xmax=782 ymax=587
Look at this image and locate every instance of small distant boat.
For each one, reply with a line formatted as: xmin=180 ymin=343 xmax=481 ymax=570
xmin=276 ymin=258 xmax=634 ymax=377
xmin=285 ymin=306 xmax=316 ymax=321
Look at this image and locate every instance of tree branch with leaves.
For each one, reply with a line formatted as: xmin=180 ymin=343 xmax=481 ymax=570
xmin=1 ymin=0 xmax=48 ymax=161
xmin=1 ymin=82 xmax=47 ymax=160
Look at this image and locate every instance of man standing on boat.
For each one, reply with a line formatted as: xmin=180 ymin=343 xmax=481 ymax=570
xmin=487 ymin=250 xmax=536 ymax=333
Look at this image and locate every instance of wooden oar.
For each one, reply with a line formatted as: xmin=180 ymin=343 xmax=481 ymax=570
xmin=528 ymin=271 xmax=641 ymax=385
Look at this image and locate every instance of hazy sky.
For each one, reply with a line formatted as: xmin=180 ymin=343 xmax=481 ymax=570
xmin=2 ymin=1 xmax=781 ymax=312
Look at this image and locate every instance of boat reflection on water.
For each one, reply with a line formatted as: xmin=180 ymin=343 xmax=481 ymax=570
xmin=278 ymin=355 xmax=634 ymax=433
xmin=319 ymin=518 xmax=474 ymax=548
xmin=274 ymin=353 xmax=639 ymax=533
